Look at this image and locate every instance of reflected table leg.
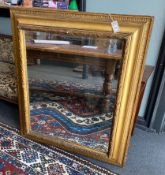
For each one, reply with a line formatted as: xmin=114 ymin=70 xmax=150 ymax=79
xmin=103 ymin=61 xmax=116 ymax=113
xmin=82 ymin=64 xmax=89 ymax=79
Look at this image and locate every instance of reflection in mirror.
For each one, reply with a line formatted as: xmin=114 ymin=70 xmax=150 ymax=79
xmin=25 ymin=30 xmax=124 ymax=153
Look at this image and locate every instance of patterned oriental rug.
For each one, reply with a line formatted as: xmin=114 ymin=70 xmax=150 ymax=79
xmin=0 ymin=123 xmax=117 ymax=175
xmin=30 ymin=91 xmax=115 ymax=153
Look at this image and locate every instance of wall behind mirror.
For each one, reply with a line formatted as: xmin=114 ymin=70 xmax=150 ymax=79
xmin=0 ymin=17 xmax=11 ymax=35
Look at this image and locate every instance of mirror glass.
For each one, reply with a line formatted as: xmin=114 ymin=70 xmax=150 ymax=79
xmin=25 ymin=30 xmax=124 ymax=153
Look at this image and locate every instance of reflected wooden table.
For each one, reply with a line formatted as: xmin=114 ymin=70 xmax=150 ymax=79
xmin=26 ymin=42 xmax=122 ymax=113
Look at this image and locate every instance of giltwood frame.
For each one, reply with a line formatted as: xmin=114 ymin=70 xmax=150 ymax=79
xmin=10 ymin=7 xmax=153 ymax=166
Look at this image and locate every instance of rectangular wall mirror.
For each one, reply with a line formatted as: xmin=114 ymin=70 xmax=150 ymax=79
xmin=10 ymin=7 xmax=153 ymax=166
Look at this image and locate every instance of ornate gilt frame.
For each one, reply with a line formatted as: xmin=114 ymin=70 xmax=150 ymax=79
xmin=10 ymin=7 xmax=153 ymax=166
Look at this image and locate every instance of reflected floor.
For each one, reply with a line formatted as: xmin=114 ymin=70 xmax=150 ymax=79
xmin=28 ymin=64 xmax=118 ymax=88
xmin=28 ymin=64 xmax=117 ymax=152
xmin=30 ymin=91 xmax=114 ymax=153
